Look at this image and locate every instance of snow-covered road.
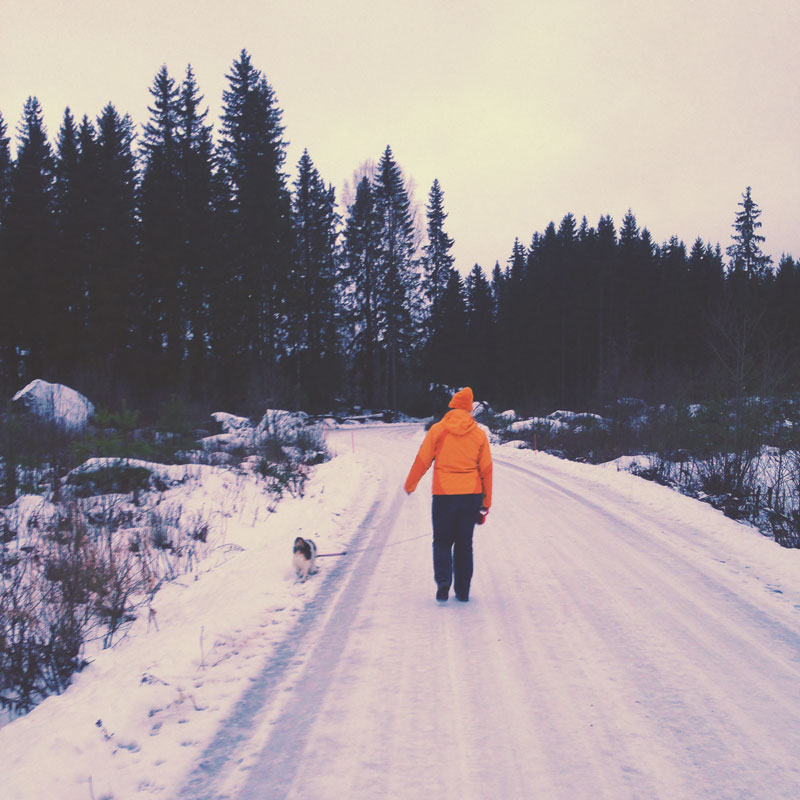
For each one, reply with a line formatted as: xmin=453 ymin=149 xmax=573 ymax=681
xmin=182 ymin=424 xmax=800 ymax=800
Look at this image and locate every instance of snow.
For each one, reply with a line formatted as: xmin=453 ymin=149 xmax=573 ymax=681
xmin=11 ymin=379 xmax=95 ymax=429
xmin=0 ymin=494 xmax=60 ymax=548
xmin=2 ymin=424 xmax=800 ymax=799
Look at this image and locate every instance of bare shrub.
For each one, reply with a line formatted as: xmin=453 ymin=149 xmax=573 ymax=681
xmin=1 ymin=493 xmax=214 ymax=715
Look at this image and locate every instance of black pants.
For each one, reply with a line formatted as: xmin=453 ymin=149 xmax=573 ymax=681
xmin=431 ymin=494 xmax=483 ymax=597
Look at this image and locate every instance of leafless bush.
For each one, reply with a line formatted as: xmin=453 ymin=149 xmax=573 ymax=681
xmin=1 ymin=494 xmax=214 ymax=716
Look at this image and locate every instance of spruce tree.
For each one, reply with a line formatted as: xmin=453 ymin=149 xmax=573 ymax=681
xmin=52 ymin=108 xmax=86 ymax=374
xmin=140 ymin=65 xmax=183 ymax=378
xmin=465 ymin=264 xmax=495 ymax=399
xmin=726 ymin=186 xmax=772 ymax=278
xmin=219 ymin=50 xmax=292 ymax=394
xmin=90 ymin=103 xmax=137 ymax=371
xmin=288 ymin=149 xmax=340 ymax=410
xmin=0 ymin=112 xmax=13 ymax=385
xmin=3 ymin=97 xmax=56 ymax=379
xmin=422 ymin=178 xmax=454 ymax=328
xmin=0 ymin=112 xmax=11 ymax=222
xmin=177 ymin=65 xmax=217 ymax=386
xmin=372 ymin=145 xmax=419 ymax=409
xmin=430 ymin=268 xmax=468 ymax=385
xmin=340 ymin=175 xmax=380 ymax=407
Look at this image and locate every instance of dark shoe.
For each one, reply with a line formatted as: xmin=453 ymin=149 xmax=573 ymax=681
xmin=436 ymin=584 xmax=449 ymax=602
xmin=455 ymin=593 xmax=469 ymax=602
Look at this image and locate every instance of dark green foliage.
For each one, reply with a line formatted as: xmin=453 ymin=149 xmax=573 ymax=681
xmin=371 ymin=146 xmax=420 ymax=410
xmin=422 ymin=178 xmax=455 ymax=329
xmin=726 ymin=186 xmax=772 ymax=278
xmin=340 ymin=175 xmax=380 ymax=407
xmin=139 ymin=65 xmax=184 ymax=377
xmin=218 ymin=50 xmax=293 ymax=395
xmin=286 ymin=150 xmax=341 ymax=411
xmin=0 ymin=48 xmax=795 ymax=421
xmin=2 ymin=98 xmax=56 ymax=380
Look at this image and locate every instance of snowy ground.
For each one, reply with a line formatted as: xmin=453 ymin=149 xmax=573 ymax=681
xmin=3 ymin=424 xmax=800 ymax=799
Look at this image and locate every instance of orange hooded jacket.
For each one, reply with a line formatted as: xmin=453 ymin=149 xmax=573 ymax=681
xmin=404 ymin=387 xmax=493 ymax=508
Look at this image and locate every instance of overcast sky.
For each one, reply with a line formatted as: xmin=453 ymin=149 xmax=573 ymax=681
xmin=2 ymin=0 xmax=798 ymax=272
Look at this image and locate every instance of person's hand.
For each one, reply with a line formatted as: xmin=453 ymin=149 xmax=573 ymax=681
xmin=476 ymin=506 xmax=489 ymax=525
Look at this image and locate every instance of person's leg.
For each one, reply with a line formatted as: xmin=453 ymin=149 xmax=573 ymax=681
xmin=452 ymin=495 xmax=483 ymax=600
xmin=432 ymin=495 xmax=457 ymax=597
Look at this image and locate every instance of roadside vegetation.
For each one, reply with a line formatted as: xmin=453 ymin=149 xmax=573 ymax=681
xmin=0 ymin=395 xmax=329 ymax=717
xmin=483 ymin=395 xmax=800 ymax=550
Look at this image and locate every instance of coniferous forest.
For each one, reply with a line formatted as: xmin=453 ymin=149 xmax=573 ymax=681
xmin=1 ymin=49 xmax=798 ymax=419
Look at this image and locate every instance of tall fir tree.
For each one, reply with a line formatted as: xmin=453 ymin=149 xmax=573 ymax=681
xmin=52 ymin=108 xmax=86 ymax=375
xmin=177 ymin=65 xmax=218 ymax=387
xmin=429 ymin=267 xmax=468 ymax=385
xmin=422 ymin=178 xmax=454 ymax=325
xmin=3 ymin=97 xmax=56 ymax=380
xmin=372 ymin=145 xmax=419 ymax=409
xmin=0 ymin=112 xmax=11 ymax=222
xmin=726 ymin=186 xmax=772 ymax=278
xmin=464 ymin=263 xmax=495 ymax=399
xmin=288 ymin=149 xmax=340 ymax=410
xmin=90 ymin=103 xmax=138 ymax=373
xmin=139 ymin=65 xmax=184 ymax=380
xmin=421 ymin=178 xmax=455 ymax=383
xmin=219 ymin=49 xmax=292 ymax=396
xmin=0 ymin=111 xmax=13 ymax=387
xmin=340 ymin=175 xmax=380 ymax=407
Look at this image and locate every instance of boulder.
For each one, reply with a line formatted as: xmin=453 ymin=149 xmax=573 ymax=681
xmin=11 ymin=379 xmax=95 ymax=430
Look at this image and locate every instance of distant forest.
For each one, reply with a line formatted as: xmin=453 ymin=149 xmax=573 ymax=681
xmin=1 ymin=49 xmax=798 ymax=418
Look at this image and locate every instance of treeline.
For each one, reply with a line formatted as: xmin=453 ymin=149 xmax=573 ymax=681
xmin=460 ymin=198 xmax=800 ymax=412
xmin=0 ymin=49 xmax=798 ymax=417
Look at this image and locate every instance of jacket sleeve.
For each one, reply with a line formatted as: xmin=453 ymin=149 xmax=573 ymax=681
xmin=478 ymin=433 xmax=493 ymax=508
xmin=404 ymin=426 xmax=438 ymax=493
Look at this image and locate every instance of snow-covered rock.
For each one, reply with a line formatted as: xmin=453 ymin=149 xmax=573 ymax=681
xmin=255 ymin=409 xmax=308 ymax=439
xmin=211 ymin=412 xmax=252 ymax=433
xmin=508 ymin=418 xmax=538 ymax=433
xmin=11 ymin=379 xmax=95 ymax=430
xmin=546 ymin=410 xmax=607 ymax=430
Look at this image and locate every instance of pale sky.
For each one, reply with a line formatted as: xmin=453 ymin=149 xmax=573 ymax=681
xmin=2 ymin=0 xmax=798 ymax=272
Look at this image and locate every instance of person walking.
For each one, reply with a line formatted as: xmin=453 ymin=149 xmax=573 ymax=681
xmin=404 ymin=387 xmax=493 ymax=602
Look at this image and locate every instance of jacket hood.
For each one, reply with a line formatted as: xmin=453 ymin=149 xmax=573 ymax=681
xmin=442 ymin=408 xmax=476 ymax=435
xmin=448 ymin=387 xmax=474 ymax=412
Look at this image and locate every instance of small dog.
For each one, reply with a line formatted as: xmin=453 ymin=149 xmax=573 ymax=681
xmin=292 ymin=536 xmax=317 ymax=582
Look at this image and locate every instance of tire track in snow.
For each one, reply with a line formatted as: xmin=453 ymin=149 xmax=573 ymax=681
xmin=494 ymin=458 xmax=800 ymax=798
xmin=177 ymin=471 xmax=402 ymax=799
xmin=182 ymin=428 xmax=800 ymax=799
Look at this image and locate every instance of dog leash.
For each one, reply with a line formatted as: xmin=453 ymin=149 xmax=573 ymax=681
xmin=316 ymin=531 xmax=432 ymax=558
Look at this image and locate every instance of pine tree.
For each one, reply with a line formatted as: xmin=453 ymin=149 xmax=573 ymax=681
xmin=726 ymin=186 xmax=772 ymax=278
xmin=340 ymin=175 xmax=380 ymax=407
xmin=52 ymin=108 xmax=86 ymax=374
xmin=90 ymin=103 xmax=138 ymax=368
xmin=429 ymin=268 xmax=468 ymax=385
xmin=0 ymin=111 xmax=13 ymax=385
xmin=422 ymin=178 xmax=454 ymax=328
xmin=219 ymin=50 xmax=292 ymax=394
xmin=140 ymin=65 xmax=184 ymax=378
xmin=372 ymin=145 xmax=419 ymax=409
xmin=177 ymin=65 xmax=217 ymax=386
xmin=0 ymin=112 xmax=11 ymax=222
xmin=465 ymin=264 xmax=495 ymax=398
xmin=288 ymin=149 xmax=340 ymax=410
xmin=3 ymin=97 xmax=56 ymax=379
